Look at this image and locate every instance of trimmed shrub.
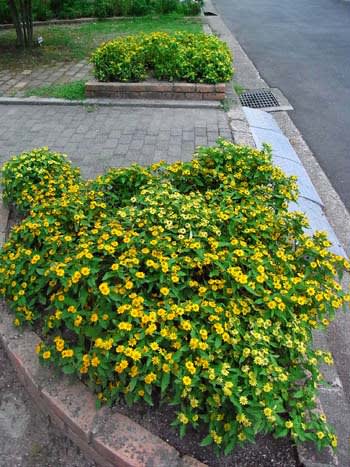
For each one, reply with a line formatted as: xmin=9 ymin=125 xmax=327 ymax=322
xmin=91 ymin=31 xmax=234 ymax=83
xmin=0 ymin=142 xmax=348 ymax=454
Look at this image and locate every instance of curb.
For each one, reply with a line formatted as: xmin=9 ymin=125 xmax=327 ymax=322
xmin=0 ymin=96 xmax=221 ymax=109
xmin=0 ymin=201 xmax=205 ymax=467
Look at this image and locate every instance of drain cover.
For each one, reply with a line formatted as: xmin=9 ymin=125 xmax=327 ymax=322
xmin=239 ymin=89 xmax=279 ymax=109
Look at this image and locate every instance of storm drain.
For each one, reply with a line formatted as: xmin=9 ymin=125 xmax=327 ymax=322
xmin=239 ymin=89 xmax=279 ymax=109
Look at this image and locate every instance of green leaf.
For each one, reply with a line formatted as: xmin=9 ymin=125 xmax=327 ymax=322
xmin=200 ymin=434 xmax=213 ymax=447
xmin=179 ymin=424 xmax=186 ymax=438
xmin=224 ymin=438 xmax=236 ymax=456
xmin=143 ymin=391 xmax=153 ymax=406
xmin=62 ymin=365 xmax=75 ymax=374
xmin=161 ymin=371 xmax=170 ymax=395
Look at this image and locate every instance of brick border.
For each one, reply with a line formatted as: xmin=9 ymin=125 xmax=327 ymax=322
xmin=85 ymin=81 xmax=227 ymax=101
xmin=0 ymin=200 xmax=205 ymax=467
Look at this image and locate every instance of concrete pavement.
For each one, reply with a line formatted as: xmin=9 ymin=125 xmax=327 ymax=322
xmin=0 ymin=105 xmax=233 ymax=180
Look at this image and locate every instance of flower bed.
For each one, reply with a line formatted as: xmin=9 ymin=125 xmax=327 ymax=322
xmin=0 ymin=143 xmax=348 ymax=455
xmin=90 ymin=32 xmax=233 ymax=84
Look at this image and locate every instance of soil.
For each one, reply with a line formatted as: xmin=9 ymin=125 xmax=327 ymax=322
xmin=115 ymin=399 xmax=299 ymax=467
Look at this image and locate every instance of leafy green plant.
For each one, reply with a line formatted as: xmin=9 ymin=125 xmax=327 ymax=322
xmin=0 ymin=0 xmax=202 ymax=23
xmin=0 ymin=142 xmax=348 ymax=455
xmin=233 ymin=81 xmax=245 ymax=96
xmin=91 ymin=31 xmax=233 ymax=83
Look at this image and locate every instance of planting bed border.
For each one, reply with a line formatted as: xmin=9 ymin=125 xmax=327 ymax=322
xmin=0 ymin=200 xmax=204 ymax=467
xmin=85 ymin=81 xmax=227 ymax=101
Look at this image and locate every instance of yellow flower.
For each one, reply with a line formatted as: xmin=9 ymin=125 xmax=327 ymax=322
xmin=91 ymin=356 xmax=100 ymax=367
xmin=62 ymin=349 xmax=74 ymax=358
xmin=30 ymin=254 xmax=40 ymax=265
xmin=182 ymin=376 xmax=192 ymax=386
xmin=74 ymin=315 xmax=82 ymax=327
xmin=43 ymin=351 xmax=51 ymax=360
xmin=178 ymin=413 xmax=189 ymax=424
xmin=144 ymin=372 xmax=157 ymax=384
xmin=285 ymin=420 xmax=293 ymax=429
xmin=160 ymin=287 xmax=169 ymax=296
xmin=81 ymin=267 xmax=90 ymax=276
xmin=99 ymin=282 xmax=110 ymax=295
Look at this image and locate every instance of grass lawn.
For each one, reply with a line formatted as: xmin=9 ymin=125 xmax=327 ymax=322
xmin=0 ymin=15 xmax=202 ymax=70
xmin=25 ymin=80 xmax=86 ymax=100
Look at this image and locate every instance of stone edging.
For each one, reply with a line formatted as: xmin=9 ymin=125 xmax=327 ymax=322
xmin=0 ymin=200 xmax=205 ymax=467
xmin=0 ymin=96 xmax=221 ymax=109
xmin=85 ymin=81 xmax=227 ymax=101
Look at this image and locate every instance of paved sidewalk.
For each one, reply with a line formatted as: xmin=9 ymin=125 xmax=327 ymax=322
xmin=0 ymin=105 xmax=233 ymax=179
xmin=0 ymin=61 xmax=92 ymax=97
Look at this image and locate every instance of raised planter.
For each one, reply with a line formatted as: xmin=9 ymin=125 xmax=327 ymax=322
xmin=85 ymin=81 xmax=227 ymax=101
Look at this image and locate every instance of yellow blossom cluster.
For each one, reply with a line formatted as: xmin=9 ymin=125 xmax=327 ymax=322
xmin=0 ymin=142 xmax=348 ymax=454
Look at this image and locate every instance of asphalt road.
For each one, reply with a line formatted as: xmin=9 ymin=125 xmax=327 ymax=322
xmin=212 ymin=0 xmax=350 ymax=212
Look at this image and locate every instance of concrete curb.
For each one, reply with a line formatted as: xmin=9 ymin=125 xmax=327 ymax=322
xmin=0 ymin=96 xmax=221 ymax=109
xmin=0 ymin=201 xmax=205 ymax=467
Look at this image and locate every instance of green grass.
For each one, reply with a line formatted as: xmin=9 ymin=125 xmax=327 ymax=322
xmin=233 ymin=81 xmax=245 ymax=96
xmin=25 ymin=80 xmax=86 ymax=100
xmin=0 ymin=15 xmax=202 ymax=70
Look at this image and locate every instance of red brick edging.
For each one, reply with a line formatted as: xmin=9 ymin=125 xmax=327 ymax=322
xmin=85 ymin=81 xmax=227 ymax=101
xmin=0 ymin=201 xmax=205 ymax=467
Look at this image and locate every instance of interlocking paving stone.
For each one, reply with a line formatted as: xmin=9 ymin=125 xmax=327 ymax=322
xmin=0 ymin=61 xmax=93 ymax=96
xmin=0 ymin=104 xmax=233 ymax=178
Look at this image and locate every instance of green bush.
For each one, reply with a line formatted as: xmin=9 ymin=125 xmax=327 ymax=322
xmin=91 ymin=31 xmax=234 ymax=83
xmin=0 ymin=0 xmax=202 ymax=23
xmin=1 ymin=147 xmax=81 ymax=214
xmin=0 ymin=142 xmax=348 ymax=454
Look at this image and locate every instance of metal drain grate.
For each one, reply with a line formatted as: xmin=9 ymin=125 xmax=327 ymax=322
xmin=239 ymin=89 xmax=279 ymax=109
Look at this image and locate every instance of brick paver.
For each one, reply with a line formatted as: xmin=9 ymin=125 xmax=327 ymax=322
xmin=0 ymin=104 xmax=233 ymax=178
xmin=0 ymin=60 xmax=92 ymax=97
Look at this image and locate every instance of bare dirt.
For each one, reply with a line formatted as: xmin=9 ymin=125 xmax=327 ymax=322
xmin=0 ymin=343 xmax=95 ymax=467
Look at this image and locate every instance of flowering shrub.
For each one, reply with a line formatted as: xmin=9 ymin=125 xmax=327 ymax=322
xmin=0 ymin=143 xmax=349 ymax=454
xmin=91 ymin=31 xmax=233 ymax=84
xmin=1 ymin=148 xmax=81 ymax=214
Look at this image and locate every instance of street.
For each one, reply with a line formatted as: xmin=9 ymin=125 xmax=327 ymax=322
xmin=213 ymin=0 xmax=350 ymax=212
